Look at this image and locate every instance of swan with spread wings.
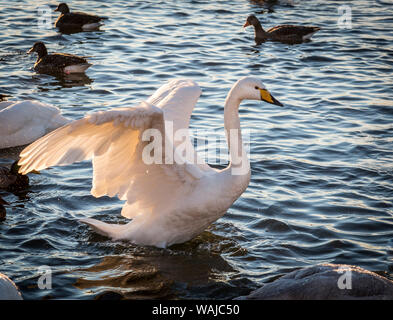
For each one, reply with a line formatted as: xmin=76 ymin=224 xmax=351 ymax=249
xmin=18 ymin=77 xmax=283 ymax=248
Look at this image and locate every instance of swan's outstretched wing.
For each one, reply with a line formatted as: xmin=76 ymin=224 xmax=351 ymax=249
xmin=147 ymin=79 xmax=212 ymax=171
xmin=18 ymin=101 xmax=198 ymax=219
xmin=147 ymin=79 xmax=200 ymax=137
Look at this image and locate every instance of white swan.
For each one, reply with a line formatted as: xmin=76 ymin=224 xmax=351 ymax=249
xmin=0 ymin=100 xmax=69 ymax=149
xmin=18 ymin=77 xmax=283 ymax=248
xmin=0 ymin=273 xmax=23 ymax=300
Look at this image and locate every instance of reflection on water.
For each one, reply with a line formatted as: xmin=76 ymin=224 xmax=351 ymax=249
xmin=248 ymin=0 xmax=294 ymax=12
xmin=0 ymin=0 xmax=392 ymax=299
xmin=73 ymin=231 xmax=255 ymax=299
xmin=30 ymin=73 xmax=93 ymax=93
xmin=57 ymin=27 xmax=105 ymax=36
xmin=37 ymin=73 xmax=93 ymax=89
xmin=73 ymin=256 xmax=175 ymax=299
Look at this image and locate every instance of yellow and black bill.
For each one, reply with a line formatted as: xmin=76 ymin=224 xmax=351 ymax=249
xmin=259 ymin=89 xmax=283 ymax=107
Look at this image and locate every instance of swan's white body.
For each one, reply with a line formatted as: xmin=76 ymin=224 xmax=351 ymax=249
xmin=0 ymin=100 xmax=69 ymax=149
xmin=18 ymin=77 xmax=282 ymax=248
xmin=0 ymin=273 xmax=23 ymax=300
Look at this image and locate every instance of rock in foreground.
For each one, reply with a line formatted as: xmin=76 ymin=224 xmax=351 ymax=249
xmin=236 ymin=263 xmax=393 ymax=300
xmin=0 ymin=273 xmax=23 ymax=300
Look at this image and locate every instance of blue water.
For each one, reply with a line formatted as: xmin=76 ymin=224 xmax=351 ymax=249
xmin=0 ymin=0 xmax=392 ymax=299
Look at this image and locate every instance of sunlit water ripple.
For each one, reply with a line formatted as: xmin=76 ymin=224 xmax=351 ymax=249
xmin=0 ymin=0 xmax=392 ymax=299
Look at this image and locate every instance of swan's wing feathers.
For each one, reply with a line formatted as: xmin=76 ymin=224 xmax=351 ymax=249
xmin=147 ymin=79 xmax=212 ymax=171
xmin=147 ymin=79 xmax=201 ymax=108
xmin=147 ymin=79 xmax=201 ymax=133
xmin=19 ymin=102 xmax=163 ymax=172
xmin=18 ymin=101 xmax=197 ymax=219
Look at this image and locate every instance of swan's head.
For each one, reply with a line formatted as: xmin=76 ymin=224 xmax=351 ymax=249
xmin=55 ymin=3 xmax=70 ymax=14
xmin=243 ymin=15 xmax=260 ymax=28
xmin=27 ymin=42 xmax=48 ymax=57
xmin=233 ymin=76 xmax=283 ymax=106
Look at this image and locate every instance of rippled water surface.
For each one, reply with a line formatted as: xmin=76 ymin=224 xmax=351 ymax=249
xmin=0 ymin=0 xmax=392 ymax=299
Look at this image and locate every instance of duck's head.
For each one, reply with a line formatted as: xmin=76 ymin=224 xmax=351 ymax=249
xmin=0 ymin=94 xmax=10 ymax=101
xmin=27 ymin=42 xmax=48 ymax=57
xmin=243 ymin=15 xmax=260 ymax=28
xmin=55 ymin=3 xmax=70 ymax=14
xmin=232 ymin=76 xmax=283 ymax=106
xmin=10 ymin=161 xmax=23 ymax=175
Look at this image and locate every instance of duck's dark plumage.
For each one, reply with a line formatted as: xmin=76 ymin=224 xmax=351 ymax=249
xmin=27 ymin=42 xmax=91 ymax=75
xmin=0 ymin=167 xmax=17 ymax=189
xmin=0 ymin=161 xmax=29 ymax=192
xmin=0 ymin=94 xmax=10 ymax=101
xmin=267 ymin=24 xmax=320 ymax=37
xmin=267 ymin=25 xmax=320 ymax=42
xmin=244 ymin=14 xmax=320 ymax=44
xmin=54 ymin=3 xmax=107 ymax=31
xmin=0 ymin=196 xmax=7 ymax=221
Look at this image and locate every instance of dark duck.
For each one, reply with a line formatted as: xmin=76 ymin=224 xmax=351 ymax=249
xmin=0 ymin=161 xmax=29 ymax=193
xmin=27 ymin=42 xmax=92 ymax=75
xmin=0 ymin=196 xmax=7 ymax=222
xmin=244 ymin=14 xmax=320 ymax=44
xmin=249 ymin=0 xmax=295 ymax=12
xmin=54 ymin=3 xmax=107 ymax=32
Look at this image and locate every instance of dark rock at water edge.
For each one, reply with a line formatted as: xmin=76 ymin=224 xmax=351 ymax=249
xmin=235 ymin=263 xmax=393 ymax=300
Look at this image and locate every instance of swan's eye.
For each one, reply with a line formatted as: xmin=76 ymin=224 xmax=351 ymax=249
xmin=255 ymin=86 xmax=259 ymax=90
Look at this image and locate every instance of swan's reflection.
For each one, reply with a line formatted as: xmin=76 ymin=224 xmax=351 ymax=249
xmin=73 ymin=231 xmax=252 ymax=299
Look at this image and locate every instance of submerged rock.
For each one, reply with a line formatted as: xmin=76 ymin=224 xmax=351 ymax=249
xmin=236 ymin=263 xmax=393 ymax=300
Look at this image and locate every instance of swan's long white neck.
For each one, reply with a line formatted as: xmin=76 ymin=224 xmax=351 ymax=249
xmin=223 ymin=87 xmax=250 ymax=176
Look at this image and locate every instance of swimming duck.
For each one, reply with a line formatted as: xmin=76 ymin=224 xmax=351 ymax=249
xmin=54 ymin=3 xmax=107 ymax=32
xmin=27 ymin=42 xmax=92 ymax=75
xmin=249 ymin=0 xmax=294 ymax=9
xmin=18 ymin=77 xmax=284 ymax=248
xmin=252 ymin=0 xmax=294 ymax=4
xmin=0 ymin=100 xmax=69 ymax=149
xmin=0 ymin=94 xmax=10 ymax=101
xmin=0 ymin=161 xmax=29 ymax=192
xmin=0 ymin=196 xmax=7 ymax=221
xmin=244 ymin=14 xmax=320 ymax=44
